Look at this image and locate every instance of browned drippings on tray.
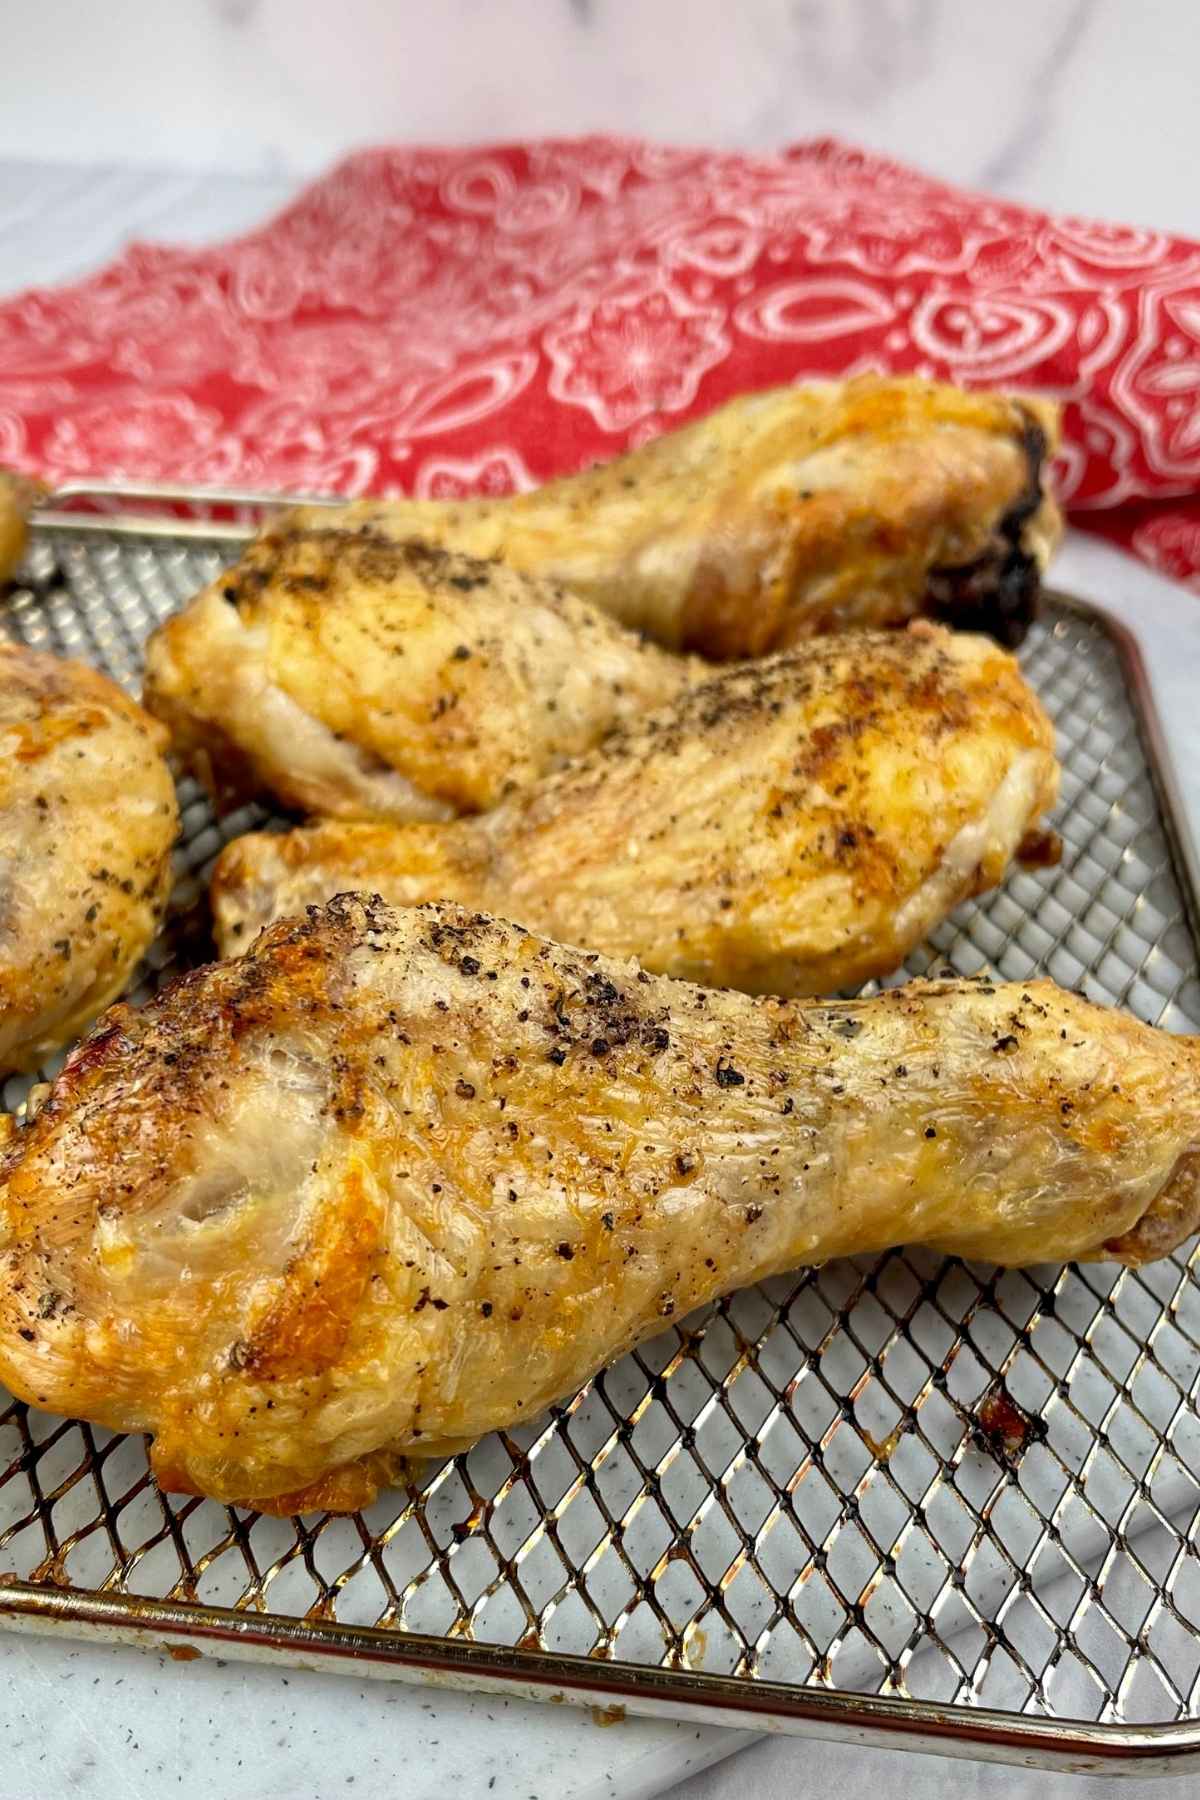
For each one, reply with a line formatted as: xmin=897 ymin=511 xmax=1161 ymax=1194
xmin=1017 ymin=827 xmax=1063 ymax=868
xmin=973 ymin=1384 xmax=1048 ymax=1464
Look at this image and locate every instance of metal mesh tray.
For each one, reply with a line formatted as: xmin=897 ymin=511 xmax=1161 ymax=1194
xmin=1 ymin=516 xmax=1200 ymax=1777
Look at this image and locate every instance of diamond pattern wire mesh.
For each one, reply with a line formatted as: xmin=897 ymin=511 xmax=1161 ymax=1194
xmin=1 ymin=529 xmax=1199 ymax=1727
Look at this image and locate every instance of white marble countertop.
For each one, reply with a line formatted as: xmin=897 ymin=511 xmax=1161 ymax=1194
xmin=0 ymin=1625 xmax=751 ymax=1800
xmin=3 ymin=0 xmax=1198 ymax=238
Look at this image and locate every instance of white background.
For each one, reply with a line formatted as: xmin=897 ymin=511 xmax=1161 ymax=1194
xmin=1 ymin=0 xmax=1196 ymax=236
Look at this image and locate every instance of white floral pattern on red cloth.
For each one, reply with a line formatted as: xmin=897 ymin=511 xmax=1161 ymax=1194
xmin=44 ymin=395 xmax=231 ymax=481
xmin=1 ymin=135 xmax=1199 ymax=584
xmin=545 ymin=281 xmax=729 ymax=432
xmin=1132 ymin=513 xmax=1200 ymax=581
xmin=413 ymin=448 xmax=537 ymax=501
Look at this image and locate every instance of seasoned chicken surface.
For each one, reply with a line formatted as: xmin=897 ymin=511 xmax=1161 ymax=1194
xmin=212 ymin=624 xmax=1059 ymax=995
xmin=0 ymin=896 xmax=1195 ymax=1514
xmin=0 ymin=644 xmax=178 ymax=1075
xmin=0 ymin=472 xmax=44 ymax=587
xmin=299 ymin=377 xmax=1063 ymax=657
xmin=144 ymin=535 xmax=698 ymax=823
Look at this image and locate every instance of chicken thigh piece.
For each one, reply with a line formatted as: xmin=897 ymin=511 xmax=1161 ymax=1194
xmin=144 ymin=533 xmax=699 ymax=824
xmin=293 ymin=377 xmax=1062 ymax=656
xmin=0 ymin=644 xmax=179 ymax=1075
xmin=212 ymin=623 xmax=1059 ymax=995
xmin=0 ymin=896 xmax=1195 ymax=1514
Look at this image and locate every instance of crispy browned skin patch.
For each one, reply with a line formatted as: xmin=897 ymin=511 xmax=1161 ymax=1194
xmin=0 ymin=896 xmax=1195 ymax=1512
xmin=212 ymin=623 xmax=1059 ymax=995
xmin=144 ymin=533 xmax=701 ymax=823
xmin=293 ymin=377 xmax=1062 ymax=657
xmin=0 ymin=643 xmax=179 ymax=1074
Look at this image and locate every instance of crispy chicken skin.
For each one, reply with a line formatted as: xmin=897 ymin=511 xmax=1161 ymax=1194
xmin=212 ymin=623 xmax=1059 ymax=995
xmin=143 ymin=534 xmax=699 ymax=823
xmin=0 ymin=896 xmax=1195 ymax=1514
xmin=298 ymin=377 xmax=1063 ymax=657
xmin=0 ymin=472 xmax=45 ymax=587
xmin=0 ymin=644 xmax=178 ymax=1075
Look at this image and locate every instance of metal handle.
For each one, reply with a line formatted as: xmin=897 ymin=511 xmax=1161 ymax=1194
xmin=29 ymin=478 xmax=344 ymax=545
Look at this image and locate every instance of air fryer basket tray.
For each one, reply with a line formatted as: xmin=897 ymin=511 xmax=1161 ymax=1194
xmin=1 ymin=513 xmax=1199 ymax=1776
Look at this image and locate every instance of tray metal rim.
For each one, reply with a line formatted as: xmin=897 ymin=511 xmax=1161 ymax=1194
xmin=1045 ymin=583 xmax=1200 ymax=947
xmin=2 ymin=1580 xmax=1200 ymax=1776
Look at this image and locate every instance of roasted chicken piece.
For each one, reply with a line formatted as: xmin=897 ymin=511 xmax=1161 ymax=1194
xmin=212 ymin=623 xmax=1059 ymax=995
xmin=0 ymin=472 xmax=45 ymax=587
xmin=295 ymin=377 xmax=1062 ymax=657
xmin=0 ymin=895 xmax=1195 ymax=1514
xmin=0 ymin=643 xmax=178 ymax=1075
xmin=144 ymin=535 xmax=698 ymax=823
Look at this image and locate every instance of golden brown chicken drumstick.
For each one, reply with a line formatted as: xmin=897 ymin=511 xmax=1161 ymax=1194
xmin=288 ymin=377 xmax=1062 ymax=656
xmin=212 ymin=623 xmax=1059 ymax=995
xmin=0 ymin=896 xmax=1195 ymax=1515
xmin=144 ymin=534 xmax=699 ymax=823
xmin=0 ymin=643 xmax=178 ymax=1075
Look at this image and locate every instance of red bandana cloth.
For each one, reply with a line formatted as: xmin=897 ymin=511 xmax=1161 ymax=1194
xmin=2 ymin=137 xmax=1199 ymax=588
